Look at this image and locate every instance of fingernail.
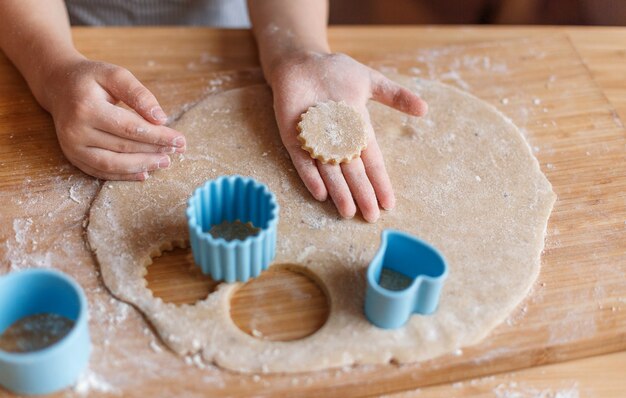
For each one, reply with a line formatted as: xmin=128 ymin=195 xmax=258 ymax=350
xmin=157 ymin=156 xmax=171 ymax=169
xmin=172 ymin=136 xmax=186 ymax=148
xmin=341 ymin=210 xmax=356 ymax=220
xmin=365 ymin=210 xmax=380 ymax=223
xmin=151 ymin=107 xmax=168 ymax=123
xmin=382 ymin=196 xmax=397 ymax=211
xmin=158 ymin=146 xmax=176 ymax=154
xmin=175 ymin=145 xmax=186 ymax=154
xmin=314 ymin=193 xmax=326 ymax=202
xmin=382 ymin=203 xmax=395 ymax=211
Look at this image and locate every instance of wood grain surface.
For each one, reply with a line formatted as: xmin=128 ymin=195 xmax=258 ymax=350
xmin=385 ymin=350 xmax=626 ymax=397
xmin=0 ymin=27 xmax=624 ymax=397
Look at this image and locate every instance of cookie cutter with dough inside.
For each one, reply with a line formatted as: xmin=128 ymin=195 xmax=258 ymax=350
xmin=0 ymin=268 xmax=91 ymax=395
xmin=186 ymin=175 xmax=279 ymax=283
xmin=365 ymin=229 xmax=448 ymax=329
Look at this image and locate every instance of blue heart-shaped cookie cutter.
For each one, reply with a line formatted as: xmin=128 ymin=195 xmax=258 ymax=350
xmin=365 ymin=229 xmax=448 ymax=329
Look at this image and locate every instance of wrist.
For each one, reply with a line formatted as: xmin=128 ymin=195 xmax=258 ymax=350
xmin=264 ymin=47 xmax=330 ymax=88
xmin=255 ymin=23 xmax=330 ymax=86
xmin=28 ymin=49 xmax=86 ymax=113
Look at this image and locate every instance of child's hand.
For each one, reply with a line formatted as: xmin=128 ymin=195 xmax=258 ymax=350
xmin=268 ymin=52 xmax=428 ymax=222
xmin=42 ymin=58 xmax=186 ymax=181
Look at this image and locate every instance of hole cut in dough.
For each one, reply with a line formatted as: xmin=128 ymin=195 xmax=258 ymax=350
xmin=230 ymin=264 xmax=330 ymax=341
xmin=145 ymin=244 xmax=221 ymax=306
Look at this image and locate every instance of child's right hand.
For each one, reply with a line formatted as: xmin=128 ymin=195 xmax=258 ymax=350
xmin=41 ymin=57 xmax=186 ymax=181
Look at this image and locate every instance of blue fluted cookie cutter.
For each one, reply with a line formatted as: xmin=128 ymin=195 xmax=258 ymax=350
xmin=186 ymin=175 xmax=280 ymax=283
xmin=0 ymin=268 xmax=91 ymax=395
xmin=365 ymin=230 xmax=448 ymax=329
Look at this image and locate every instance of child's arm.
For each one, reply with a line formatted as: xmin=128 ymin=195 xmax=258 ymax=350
xmin=0 ymin=0 xmax=186 ymax=181
xmin=248 ymin=0 xmax=427 ymax=222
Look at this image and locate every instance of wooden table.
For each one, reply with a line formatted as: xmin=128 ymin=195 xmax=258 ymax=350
xmin=0 ymin=26 xmax=625 ymax=397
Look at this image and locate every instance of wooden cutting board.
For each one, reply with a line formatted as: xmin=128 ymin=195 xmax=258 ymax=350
xmin=0 ymin=28 xmax=624 ymax=397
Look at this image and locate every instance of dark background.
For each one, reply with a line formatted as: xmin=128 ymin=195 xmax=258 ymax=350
xmin=329 ymin=0 xmax=626 ymax=25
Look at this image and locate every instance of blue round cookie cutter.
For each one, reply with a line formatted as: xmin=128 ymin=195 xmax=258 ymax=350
xmin=365 ymin=229 xmax=448 ymax=329
xmin=0 ymin=268 xmax=91 ymax=395
xmin=186 ymin=175 xmax=280 ymax=283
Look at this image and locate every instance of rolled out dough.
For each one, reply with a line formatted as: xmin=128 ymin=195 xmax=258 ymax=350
xmin=87 ymin=76 xmax=556 ymax=373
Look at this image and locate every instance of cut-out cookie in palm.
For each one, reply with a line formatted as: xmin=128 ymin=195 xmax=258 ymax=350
xmin=297 ymin=100 xmax=368 ymax=164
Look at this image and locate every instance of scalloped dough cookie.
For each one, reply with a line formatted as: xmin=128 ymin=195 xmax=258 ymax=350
xmin=297 ymin=100 xmax=368 ymax=164
xmin=87 ymin=76 xmax=556 ymax=373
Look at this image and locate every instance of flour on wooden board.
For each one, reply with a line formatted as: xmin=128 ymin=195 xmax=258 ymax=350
xmin=0 ymin=171 xmax=233 ymax=394
xmin=374 ymin=41 xmax=565 ymax=133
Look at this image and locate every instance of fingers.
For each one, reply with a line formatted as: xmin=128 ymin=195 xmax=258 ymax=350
xmin=319 ymin=109 xmax=393 ymax=221
xmin=71 ymin=157 xmax=150 ymax=181
xmin=341 ymin=158 xmax=380 ymax=223
xmin=276 ymin=109 xmax=387 ymax=221
xmin=86 ymin=129 xmax=184 ymax=155
xmin=318 ymin=154 xmax=385 ymax=222
xmin=52 ymin=62 xmax=181 ymax=181
xmin=290 ymin=144 xmax=384 ymax=222
xmin=74 ymin=146 xmax=171 ymax=177
xmin=370 ymin=70 xmax=429 ymax=116
xmin=319 ymin=163 xmax=357 ymax=219
xmin=361 ymin=141 xmax=396 ymax=211
xmin=289 ymin=146 xmax=328 ymax=201
xmin=98 ymin=67 xmax=168 ymax=124
xmin=92 ymin=103 xmax=186 ymax=148
xmin=361 ymin=112 xmax=396 ymax=211
xmin=275 ymin=107 xmax=328 ymax=201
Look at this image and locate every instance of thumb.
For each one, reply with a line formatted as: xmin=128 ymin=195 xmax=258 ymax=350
xmin=98 ymin=66 xmax=168 ymax=125
xmin=274 ymin=105 xmax=328 ymax=202
xmin=370 ymin=70 xmax=428 ymax=116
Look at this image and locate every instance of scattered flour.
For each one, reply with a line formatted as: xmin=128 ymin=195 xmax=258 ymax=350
xmin=548 ymin=310 xmax=597 ymax=345
xmin=2 ymin=38 xmax=613 ymax=395
xmin=493 ymin=381 xmax=579 ymax=398
xmin=149 ymin=339 xmax=164 ymax=354
xmin=73 ymin=368 xmax=119 ymax=396
xmin=69 ymin=183 xmax=82 ymax=203
xmin=296 ymin=245 xmax=317 ymax=263
xmin=2 ymin=176 xmax=99 ymax=272
xmin=439 ymin=70 xmax=470 ymax=91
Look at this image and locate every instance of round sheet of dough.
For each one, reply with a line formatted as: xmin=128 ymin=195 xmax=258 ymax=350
xmin=87 ymin=76 xmax=555 ymax=373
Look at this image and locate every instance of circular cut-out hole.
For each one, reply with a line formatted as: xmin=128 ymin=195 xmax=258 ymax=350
xmin=230 ymin=264 xmax=330 ymax=341
xmin=145 ymin=247 xmax=221 ymax=305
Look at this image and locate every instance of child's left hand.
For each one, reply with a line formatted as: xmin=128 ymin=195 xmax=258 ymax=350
xmin=267 ymin=51 xmax=428 ymax=222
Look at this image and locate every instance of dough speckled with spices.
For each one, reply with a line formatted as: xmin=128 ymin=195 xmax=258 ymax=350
xmin=87 ymin=76 xmax=556 ymax=373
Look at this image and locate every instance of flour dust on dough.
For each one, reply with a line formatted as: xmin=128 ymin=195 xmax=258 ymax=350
xmin=87 ymin=76 xmax=556 ymax=373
